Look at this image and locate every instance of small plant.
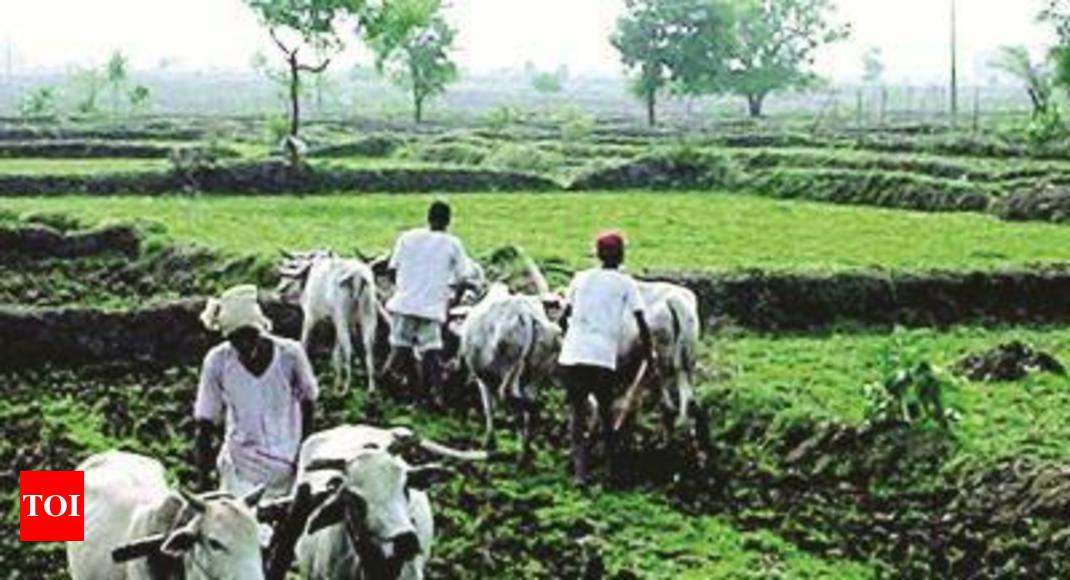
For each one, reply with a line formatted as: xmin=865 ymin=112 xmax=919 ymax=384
xmin=555 ymin=107 xmax=596 ymax=143
xmin=128 ymin=85 xmax=152 ymax=114
xmin=19 ymin=87 xmax=59 ymax=121
xmin=264 ymin=113 xmax=291 ymax=146
xmin=1025 ymin=107 xmax=1065 ymax=148
xmin=484 ymin=143 xmax=565 ymax=175
xmin=863 ymin=361 xmax=959 ymax=429
xmin=485 ymin=105 xmax=520 ymax=136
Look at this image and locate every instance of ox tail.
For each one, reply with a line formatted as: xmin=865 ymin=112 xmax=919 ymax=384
xmin=419 ymin=439 xmax=489 ymax=462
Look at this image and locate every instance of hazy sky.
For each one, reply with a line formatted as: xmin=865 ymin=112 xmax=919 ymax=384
xmin=0 ymin=0 xmax=1055 ymax=83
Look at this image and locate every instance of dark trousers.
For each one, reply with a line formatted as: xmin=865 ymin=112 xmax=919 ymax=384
xmin=561 ymin=363 xmax=618 ymax=484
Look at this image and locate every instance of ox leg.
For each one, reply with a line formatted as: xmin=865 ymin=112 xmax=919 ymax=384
xmin=361 ymin=317 xmax=378 ymax=393
xmin=476 ymin=377 xmax=497 ymax=451
xmin=334 ymin=322 xmax=354 ymax=395
xmin=299 ymin=315 xmax=314 ymax=353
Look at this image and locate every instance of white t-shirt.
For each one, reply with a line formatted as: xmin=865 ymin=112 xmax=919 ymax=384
xmin=194 ymin=336 xmax=318 ymax=493
xmin=559 ymin=268 xmax=645 ymax=371
xmin=386 ymin=228 xmax=468 ymax=323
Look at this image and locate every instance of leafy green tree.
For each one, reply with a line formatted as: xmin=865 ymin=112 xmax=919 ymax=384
xmin=369 ymin=0 xmax=458 ymax=123
xmin=243 ymin=0 xmax=371 ymax=163
xmin=129 ymin=85 xmax=152 ymax=114
xmin=716 ymin=0 xmax=849 ymax=118
xmin=71 ymin=67 xmax=104 ymax=116
xmin=611 ymin=0 xmax=732 ymax=126
xmin=862 ymin=46 xmax=884 ymax=85
xmin=106 ymin=50 xmax=129 ymax=117
xmin=532 ymin=71 xmax=564 ymax=95
xmin=1039 ymin=1 xmax=1070 ymax=95
xmin=990 ymin=46 xmax=1053 ymax=119
xmin=20 ymin=87 xmax=58 ymax=120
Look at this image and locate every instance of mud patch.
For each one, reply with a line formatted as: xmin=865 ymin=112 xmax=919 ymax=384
xmin=954 ymin=341 xmax=1065 ymax=382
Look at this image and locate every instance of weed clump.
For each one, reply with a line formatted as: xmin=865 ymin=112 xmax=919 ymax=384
xmin=954 ymin=340 xmax=1066 ymax=382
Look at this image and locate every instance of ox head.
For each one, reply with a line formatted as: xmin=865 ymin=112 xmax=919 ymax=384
xmin=276 ymin=250 xmax=337 ymax=304
xmin=457 ymin=258 xmax=488 ymax=305
xmin=112 ymin=487 xmax=266 ymax=580
xmin=304 ymin=447 xmax=452 ymax=579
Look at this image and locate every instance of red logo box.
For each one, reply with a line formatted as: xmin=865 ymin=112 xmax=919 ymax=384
xmin=20 ymin=471 xmax=84 ymax=542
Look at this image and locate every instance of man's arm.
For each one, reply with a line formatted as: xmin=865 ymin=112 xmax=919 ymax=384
xmin=559 ymin=304 xmax=573 ymax=335
xmin=194 ymin=420 xmax=217 ymax=491
xmin=635 ymin=311 xmax=656 ymax=364
xmin=300 ymin=400 xmax=315 ymax=441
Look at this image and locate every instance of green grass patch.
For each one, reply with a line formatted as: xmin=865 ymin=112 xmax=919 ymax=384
xmin=0 ymin=158 xmax=169 ymax=175
xmin=5 ymin=192 xmax=1070 ymax=274
xmin=709 ymin=325 xmax=1070 ymax=466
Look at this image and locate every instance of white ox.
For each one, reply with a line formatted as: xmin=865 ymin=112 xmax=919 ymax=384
xmin=458 ymin=283 xmax=562 ymax=457
xmin=67 ymin=451 xmax=265 ymax=580
xmin=279 ymin=250 xmax=383 ymax=394
xmin=614 ymin=281 xmax=701 ymax=431
xmin=293 ymin=425 xmax=485 ymax=580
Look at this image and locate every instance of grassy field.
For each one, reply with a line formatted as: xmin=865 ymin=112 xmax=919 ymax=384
xmin=0 ymin=158 xmax=170 ymax=175
xmin=711 ymin=325 xmax=1070 ymax=466
xmin=6 ymin=191 xmax=1070 ymax=273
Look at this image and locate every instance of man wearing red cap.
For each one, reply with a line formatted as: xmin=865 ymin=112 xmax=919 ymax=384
xmin=558 ymin=231 xmax=655 ymax=486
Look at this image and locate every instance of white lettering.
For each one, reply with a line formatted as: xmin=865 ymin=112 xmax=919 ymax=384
xmin=22 ymin=494 xmax=43 ymax=517
xmin=43 ymin=495 xmax=68 ymax=517
xmin=69 ymin=495 xmax=80 ymax=517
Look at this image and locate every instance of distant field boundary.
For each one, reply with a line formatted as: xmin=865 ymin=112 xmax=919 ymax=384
xmin=0 ymin=161 xmax=560 ymax=196
xmin=7 ymin=265 xmax=1070 ymax=368
xmin=655 ymin=267 xmax=1070 ymax=331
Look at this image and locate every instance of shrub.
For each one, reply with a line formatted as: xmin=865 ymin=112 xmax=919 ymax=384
xmin=403 ymin=142 xmax=489 ymax=166
xmin=483 ymin=143 xmax=566 ymax=175
xmin=1026 ymin=107 xmax=1065 ymax=148
xmin=570 ymin=147 xmax=741 ymax=191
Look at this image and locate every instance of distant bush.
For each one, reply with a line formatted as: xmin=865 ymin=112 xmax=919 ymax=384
xmin=993 ymin=185 xmax=1070 ymax=223
xmin=1025 ymin=108 xmax=1066 ymax=148
xmin=309 ymin=134 xmax=406 ymax=158
xmin=19 ymin=87 xmax=60 ymax=122
xmin=570 ymin=147 xmax=741 ymax=191
xmin=483 ymin=143 xmax=566 ymax=175
xmin=403 ymin=142 xmax=489 ymax=166
xmin=264 ymin=114 xmax=291 ymax=146
xmin=742 ymin=168 xmax=994 ymax=212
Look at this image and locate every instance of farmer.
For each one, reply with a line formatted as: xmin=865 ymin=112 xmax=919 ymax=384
xmin=383 ymin=200 xmax=473 ymax=404
xmin=558 ymin=232 xmax=656 ymax=486
xmin=194 ymin=285 xmax=318 ymax=498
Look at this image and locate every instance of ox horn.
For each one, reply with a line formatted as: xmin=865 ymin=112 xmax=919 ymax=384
xmin=112 ymin=534 xmax=167 ymax=563
xmin=179 ymin=488 xmax=207 ymax=513
xmin=243 ymin=485 xmax=267 ymax=509
xmin=388 ymin=427 xmax=489 ymax=462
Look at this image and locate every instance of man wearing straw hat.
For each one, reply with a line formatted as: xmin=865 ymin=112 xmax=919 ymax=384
xmin=193 ymin=285 xmax=319 ymax=498
xmin=558 ymin=232 xmax=655 ymax=486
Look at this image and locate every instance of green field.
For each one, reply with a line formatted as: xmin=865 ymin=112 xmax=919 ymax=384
xmin=6 ymin=191 xmax=1070 ymax=273
xmin=711 ymin=325 xmax=1070 ymax=466
xmin=0 ymin=158 xmax=169 ymax=175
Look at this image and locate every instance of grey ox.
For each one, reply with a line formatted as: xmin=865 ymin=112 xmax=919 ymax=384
xmin=279 ymin=250 xmax=384 ymax=394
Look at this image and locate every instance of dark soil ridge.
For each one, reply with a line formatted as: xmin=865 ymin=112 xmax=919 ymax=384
xmin=0 ymin=127 xmax=205 ymax=142
xmin=0 ymin=140 xmax=236 ymax=159
xmin=0 ymin=160 xmax=560 ymax=196
xmin=653 ymin=266 xmax=1070 ymax=331
xmin=0 ymin=223 xmax=140 ymax=258
xmin=9 ymin=264 xmax=1070 ymax=369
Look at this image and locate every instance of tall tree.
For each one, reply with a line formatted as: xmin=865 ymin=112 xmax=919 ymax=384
xmin=990 ymin=46 xmax=1053 ymax=119
xmin=949 ymin=0 xmax=958 ymax=128
xmin=1039 ymin=1 xmax=1070 ymax=93
xmin=862 ymin=46 xmax=884 ymax=85
xmin=715 ymin=0 xmax=849 ymax=118
xmin=106 ymin=50 xmax=129 ymax=117
xmin=611 ymin=0 xmax=731 ymax=126
xmin=369 ymin=0 xmax=458 ymax=123
xmin=243 ymin=0 xmax=369 ymax=164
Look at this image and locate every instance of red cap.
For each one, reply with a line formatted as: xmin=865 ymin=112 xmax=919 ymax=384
xmin=595 ymin=231 xmax=625 ymax=256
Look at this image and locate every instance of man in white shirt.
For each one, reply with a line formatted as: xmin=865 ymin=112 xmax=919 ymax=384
xmin=558 ymin=232 xmax=655 ymax=486
xmin=193 ymin=285 xmax=318 ymax=499
xmin=384 ymin=200 xmax=472 ymax=403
